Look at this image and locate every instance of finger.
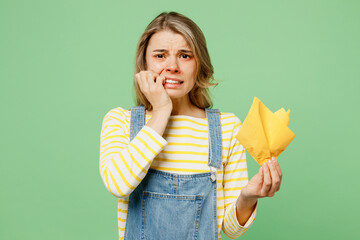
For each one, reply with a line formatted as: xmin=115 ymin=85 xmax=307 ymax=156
xmin=135 ymin=73 xmax=140 ymax=86
xmin=272 ymin=157 xmax=282 ymax=191
xmin=253 ymin=165 xmax=264 ymax=186
xmin=154 ymin=68 xmax=165 ymax=83
xmin=273 ymin=157 xmax=282 ymax=180
xmin=155 ymin=68 xmax=167 ymax=85
xmin=159 ymin=67 xmax=166 ymax=77
xmin=146 ymin=71 xmax=156 ymax=87
xmin=261 ymin=162 xmax=271 ymax=196
xmin=156 ymin=75 xmax=165 ymax=87
xmin=135 ymin=72 xmax=144 ymax=92
xmin=259 ymin=165 xmax=264 ymax=181
xmin=153 ymin=71 xmax=160 ymax=82
xmin=140 ymin=71 xmax=149 ymax=90
xmin=268 ymin=159 xmax=281 ymax=195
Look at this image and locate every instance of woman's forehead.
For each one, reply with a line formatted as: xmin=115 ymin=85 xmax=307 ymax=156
xmin=148 ymin=31 xmax=191 ymax=51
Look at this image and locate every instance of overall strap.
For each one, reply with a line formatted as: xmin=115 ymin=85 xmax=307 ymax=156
xmin=130 ymin=106 xmax=222 ymax=169
xmin=130 ymin=106 xmax=146 ymax=141
xmin=206 ymin=108 xmax=222 ymax=169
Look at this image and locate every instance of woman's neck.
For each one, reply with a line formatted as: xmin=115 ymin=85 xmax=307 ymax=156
xmin=171 ymin=106 xmax=206 ymax=118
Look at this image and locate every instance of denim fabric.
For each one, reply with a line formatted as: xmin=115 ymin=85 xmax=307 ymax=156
xmin=125 ymin=106 xmax=222 ymax=240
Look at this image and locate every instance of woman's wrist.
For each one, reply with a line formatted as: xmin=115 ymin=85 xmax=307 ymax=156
xmin=152 ymin=103 xmax=172 ymax=114
xmin=237 ymin=192 xmax=258 ymax=209
xmin=145 ymin=108 xmax=171 ymax=136
xmin=152 ymin=108 xmax=172 ymax=116
xmin=235 ymin=191 xmax=258 ymax=226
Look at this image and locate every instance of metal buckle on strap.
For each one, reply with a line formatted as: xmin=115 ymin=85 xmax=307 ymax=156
xmin=210 ymin=171 xmax=216 ymax=182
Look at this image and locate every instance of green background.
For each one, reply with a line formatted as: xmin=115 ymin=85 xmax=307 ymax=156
xmin=1 ymin=0 xmax=359 ymax=239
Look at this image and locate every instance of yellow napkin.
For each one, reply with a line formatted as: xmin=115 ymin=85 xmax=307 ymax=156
xmin=235 ymin=97 xmax=296 ymax=166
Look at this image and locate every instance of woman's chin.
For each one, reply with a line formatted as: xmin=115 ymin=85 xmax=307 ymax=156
xmin=167 ymin=93 xmax=186 ymax=101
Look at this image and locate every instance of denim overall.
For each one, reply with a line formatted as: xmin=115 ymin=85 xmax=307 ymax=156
xmin=124 ymin=106 xmax=222 ymax=240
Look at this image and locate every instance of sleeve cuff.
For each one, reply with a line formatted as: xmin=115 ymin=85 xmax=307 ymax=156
xmin=138 ymin=125 xmax=168 ymax=150
xmin=233 ymin=200 xmax=258 ymax=229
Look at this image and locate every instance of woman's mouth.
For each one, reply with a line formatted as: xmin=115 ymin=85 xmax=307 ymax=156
xmin=163 ymin=78 xmax=184 ymax=89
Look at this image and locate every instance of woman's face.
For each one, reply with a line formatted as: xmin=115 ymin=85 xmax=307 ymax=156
xmin=145 ymin=30 xmax=197 ymax=100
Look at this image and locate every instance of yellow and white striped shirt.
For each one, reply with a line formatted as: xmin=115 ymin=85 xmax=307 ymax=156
xmin=99 ymin=107 xmax=257 ymax=239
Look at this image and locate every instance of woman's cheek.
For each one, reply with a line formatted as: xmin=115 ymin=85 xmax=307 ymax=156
xmin=147 ymin=61 xmax=164 ymax=74
xmin=153 ymin=62 xmax=165 ymax=74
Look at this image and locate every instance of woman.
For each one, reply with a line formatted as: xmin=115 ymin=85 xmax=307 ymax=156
xmin=99 ymin=11 xmax=282 ymax=240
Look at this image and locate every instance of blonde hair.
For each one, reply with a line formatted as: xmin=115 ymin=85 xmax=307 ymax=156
xmin=133 ymin=11 xmax=219 ymax=111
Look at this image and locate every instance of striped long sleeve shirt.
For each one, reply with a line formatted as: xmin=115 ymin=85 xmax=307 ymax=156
xmin=99 ymin=107 xmax=257 ymax=239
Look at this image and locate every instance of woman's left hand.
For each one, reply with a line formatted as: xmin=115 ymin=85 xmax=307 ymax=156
xmin=241 ymin=157 xmax=283 ymax=200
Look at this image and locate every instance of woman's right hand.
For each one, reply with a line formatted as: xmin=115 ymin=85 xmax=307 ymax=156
xmin=135 ymin=69 xmax=172 ymax=112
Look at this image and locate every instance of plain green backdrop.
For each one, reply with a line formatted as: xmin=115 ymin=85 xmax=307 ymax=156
xmin=1 ymin=0 xmax=359 ymax=239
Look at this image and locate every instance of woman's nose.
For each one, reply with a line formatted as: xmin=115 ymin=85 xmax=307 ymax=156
xmin=165 ymin=57 xmax=180 ymax=73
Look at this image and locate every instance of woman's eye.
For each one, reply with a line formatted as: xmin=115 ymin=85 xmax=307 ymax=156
xmin=155 ymin=54 xmax=164 ymax=59
xmin=180 ymin=54 xmax=191 ymax=59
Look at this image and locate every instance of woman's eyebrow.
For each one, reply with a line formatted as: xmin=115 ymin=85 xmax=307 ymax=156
xmin=152 ymin=49 xmax=193 ymax=54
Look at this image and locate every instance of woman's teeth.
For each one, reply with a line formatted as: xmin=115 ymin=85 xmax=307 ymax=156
xmin=165 ymin=79 xmax=182 ymax=84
